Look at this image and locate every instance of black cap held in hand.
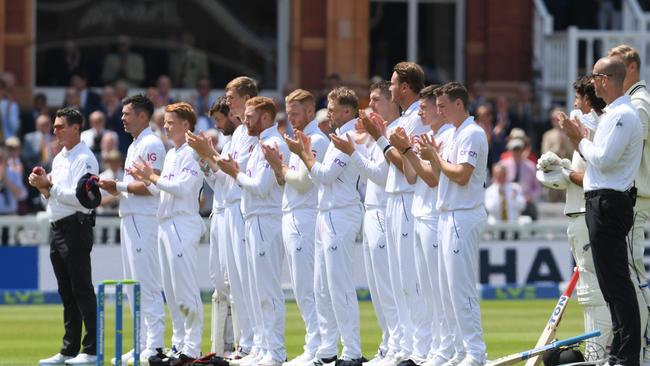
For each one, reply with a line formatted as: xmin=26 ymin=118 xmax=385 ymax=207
xmin=75 ymin=173 xmax=101 ymax=209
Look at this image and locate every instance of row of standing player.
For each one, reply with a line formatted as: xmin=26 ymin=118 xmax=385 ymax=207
xmin=36 ymin=61 xmax=492 ymax=366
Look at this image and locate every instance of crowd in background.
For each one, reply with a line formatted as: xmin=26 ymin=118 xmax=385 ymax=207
xmin=0 ymin=67 xmax=578 ymax=221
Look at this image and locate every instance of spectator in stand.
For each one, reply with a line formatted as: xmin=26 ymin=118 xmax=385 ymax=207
xmin=500 ymin=128 xmax=539 ymax=164
xmin=150 ymin=106 xmax=172 ymax=150
xmin=101 ymin=35 xmax=146 ymax=87
xmin=99 ymin=131 xmax=119 ymax=162
xmin=468 ymin=80 xmax=488 ymax=115
xmin=20 ymin=93 xmax=48 ymax=138
xmin=0 ymin=144 xmax=27 ymax=216
xmin=476 ymin=103 xmax=502 ymax=172
xmin=81 ymin=111 xmax=119 ymax=163
xmin=193 ymin=77 xmax=216 ymax=117
xmin=71 ymin=73 xmax=102 ymax=120
xmin=5 ymin=137 xmax=28 ymax=214
xmin=96 ymin=149 xmax=123 ymax=216
xmin=115 ymin=80 xmax=129 ymax=102
xmin=499 ymin=138 xmax=542 ymax=220
xmin=485 ymin=163 xmax=526 ymax=223
xmin=63 ymin=87 xmax=82 ymax=110
xmin=315 ymin=107 xmax=333 ymax=137
xmin=101 ymin=86 xmax=129 ymax=154
xmin=0 ymin=79 xmax=20 ymax=141
xmin=541 ymin=107 xmax=574 ymax=159
xmin=23 ymin=113 xmax=55 ymax=170
xmin=169 ymin=31 xmax=209 ymax=88
xmin=155 ymin=75 xmax=175 ymax=107
xmin=494 ymin=95 xmax=516 ymax=136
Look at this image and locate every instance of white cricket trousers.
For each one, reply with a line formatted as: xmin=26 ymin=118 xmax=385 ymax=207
xmin=363 ymin=206 xmax=400 ymax=356
xmin=245 ymin=214 xmax=286 ymax=362
xmin=223 ymin=201 xmax=256 ymax=353
xmin=120 ymin=214 xmax=165 ymax=351
xmin=158 ymin=215 xmax=204 ymax=358
xmin=629 ymin=202 xmax=650 ymax=361
xmin=209 ymin=209 xmax=234 ymax=351
xmin=414 ymin=217 xmax=455 ymax=360
xmin=386 ymin=193 xmax=430 ymax=358
xmin=567 ymin=215 xmax=612 ymax=360
xmin=283 ymin=208 xmax=320 ymax=356
xmin=437 ymin=207 xmax=486 ymax=364
xmin=314 ymin=205 xmax=363 ymax=360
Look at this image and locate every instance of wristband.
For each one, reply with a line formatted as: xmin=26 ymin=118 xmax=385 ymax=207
xmin=376 ymin=136 xmax=390 ymax=152
xmin=402 ymin=146 xmax=412 ymax=155
xmin=116 ymin=181 xmax=128 ymax=193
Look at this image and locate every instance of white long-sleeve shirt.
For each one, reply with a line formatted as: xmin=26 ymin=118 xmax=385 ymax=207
xmin=485 ymin=182 xmax=526 ymax=222
xmin=579 ymin=95 xmax=643 ymax=192
xmin=311 ymin=118 xmax=362 ymax=211
xmin=412 ymin=124 xmax=453 ymax=219
xmin=436 ymin=116 xmax=489 ymax=212
xmin=156 ymin=143 xmax=203 ymax=219
xmin=282 ymin=120 xmax=329 ymax=212
xmin=119 ymin=127 xmax=166 ymax=217
xmin=350 ymin=119 xmax=399 ymax=209
xmin=385 ymin=101 xmax=430 ymax=194
xmin=45 ymin=141 xmax=99 ymax=221
xmin=236 ymin=125 xmax=290 ymax=217
xmin=207 ymin=125 xmax=256 ymax=212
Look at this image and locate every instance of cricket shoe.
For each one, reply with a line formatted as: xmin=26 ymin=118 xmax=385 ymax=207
xmin=455 ymin=357 xmax=482 ymax=366
xmin=375 ymin=353 xmax=405 ymax=366
xmin=440 ymin=354 xmax=465 ymax=366
xmin=230 ymin=352 xmax=259 ymax=366
xmin=336 ymin=357 xmax=368 ymax=366
xmin=284 ymin=353 xmax=316 ymax=366
xmin=258 ymin=353 xmax=285 ymax=366
xmin=39 ymin=353 xmax=73 ymax=365
xmin=227 ymin=349 xmax=251 ymax=361
xmin=421 ymin=355 xmax=449 ymax=366
xmin=298 ymin=355 xmax=338 ymax=366
xmin=112 ymin=349 xmax=134 ymax=365
xmin=363 ymin=354 xmax=385 ymax=366
xmin=65 ymin=353 xmax=97 ymax=365
xmin=136 ymin=348 xmax=164 ymax=366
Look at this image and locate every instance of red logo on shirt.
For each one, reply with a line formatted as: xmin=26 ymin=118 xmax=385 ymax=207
xmin=147 ymin=153 xmax=157 ymax=162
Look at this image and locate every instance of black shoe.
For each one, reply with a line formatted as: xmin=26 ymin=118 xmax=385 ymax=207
xmin=312 ymin=356 xmax=338 ymax=366
xmin=149 ymin=349 xmax=169 ymax=366
xmin=335 ymin=358 xmax=366 ymax=366
xmin=396 ymin=360 xmax=419 ymax=366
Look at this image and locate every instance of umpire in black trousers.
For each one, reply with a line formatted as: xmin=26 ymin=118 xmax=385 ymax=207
xmin=562 ymin=57 xmax=644 ymax=366
xmin=30 ymin=107 xmax=102 ymax=366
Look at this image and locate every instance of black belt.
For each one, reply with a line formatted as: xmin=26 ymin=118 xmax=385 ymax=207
xmin=50 ymin=212 xmax=95 ymax=230
xmin=584 ymin=188 xmax=633 ymax=200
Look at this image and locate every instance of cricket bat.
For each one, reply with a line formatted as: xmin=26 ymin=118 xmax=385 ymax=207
xmin=524 ymin=269 xmax=581 ymax=366
xmin=486 ymin=330 xmax=600 ymax=366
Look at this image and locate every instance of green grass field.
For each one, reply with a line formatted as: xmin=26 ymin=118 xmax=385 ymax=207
xmin=0 ymin=300 xmax=584 ymax=366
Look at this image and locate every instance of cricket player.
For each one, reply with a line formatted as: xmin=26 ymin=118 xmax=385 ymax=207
xmin=419 ymin=82 xmax=489 ymax=366
xmin=390 ymin=84 xmax=458 ymax=366
xmin=261 ymin=89 xmax=329 ymax=366
xmin=217 ymin=96 xmax=289 ymax=366
xmin=287 ymin=86 xmax=364 ymax=366
xmin=537 ymin=76 xmax=612 ymax=361
xmin=329 ymin=80 xmax=400 ymax=366
xmin=131 ymin=102 xmax=205 ymax=364
xmin=98 ymin=94 xmax=167 ymax=364
xmin=608 ymin=45 xmax=650 ymax=365
xmin=362 ymin=62 xmax=431 ymax=366
xmin=187 ymin=80 xmax=260 ymax=362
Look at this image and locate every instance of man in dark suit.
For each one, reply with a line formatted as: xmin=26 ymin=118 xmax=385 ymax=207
xmin=70 ymin=73 xmax=101 ymax=120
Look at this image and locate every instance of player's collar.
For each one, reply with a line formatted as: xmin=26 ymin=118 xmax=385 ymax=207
xmin=259 ymin=124 xmax=279 ymax=142
xmin=336 ymin=117 xmax=356 ymax=136
xmin=303 ymin=119 xmax=320 ymax=136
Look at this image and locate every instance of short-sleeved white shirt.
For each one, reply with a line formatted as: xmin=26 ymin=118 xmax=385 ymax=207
xmin=436 ymin=117 xmax=489 ymax=212
xmin=119 ymin=127 xmax=166 ymax=216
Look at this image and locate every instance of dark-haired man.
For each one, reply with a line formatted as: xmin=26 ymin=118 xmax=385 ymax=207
xmin=98 ymin=94 xmax=168 ymax=364
xmin=32 ymin=108 xmax=100 ymax=366
xmin=419 ymin=82 xmax=489 ymax=366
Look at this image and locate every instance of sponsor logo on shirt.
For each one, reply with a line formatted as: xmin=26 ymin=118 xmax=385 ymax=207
xmin=182 ymin=167 xmax=198 ymax=176
xmin=333 ymin=157 xmax=347 ymax=167
xmin=147 ymin=153 xmax=157 ymax=162
xmin=460 ymin=150 xmax=477 ymax=158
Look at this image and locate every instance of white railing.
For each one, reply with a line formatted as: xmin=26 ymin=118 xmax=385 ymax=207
xmin=0 ymin=214 xmax=572 ymax=246
xmin=623 ymin=0 xmax=650 ymax=31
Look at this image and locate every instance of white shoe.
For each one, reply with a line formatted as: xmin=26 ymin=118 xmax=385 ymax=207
xmin=259 ymin=353 xmax=284 ymax=366
xmin=363 ymin=354 xmax=386 ymax=366
xmin=440 ymin=354 xmax=465 ymax=366
xmin=422 ymin=355 xmax=449 ymax=366
xmin=65 ymin=353 xmax=97 ymax=365
xmin=409 ymin=356 xmax=429 ymax=365
xmin=39 ymin=353 xmax=73 ymax=365
xmin=456 ymin=356 xmax=482 ymax=366
xmin=111 ymin=349 xmax=134 ymax=365
xmin=235 ymin=352 xmax=262 ymax=366
xmin=137 ymin=349 xmax=160 ymax=366
xmin=284 ymin=353 xmax=316 ymax=366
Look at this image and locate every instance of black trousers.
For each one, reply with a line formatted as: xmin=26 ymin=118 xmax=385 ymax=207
xmin=585 ymin=191 xmax=640 ymax=366
xmin=50 ymin=213 xmax=97 ymax=356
